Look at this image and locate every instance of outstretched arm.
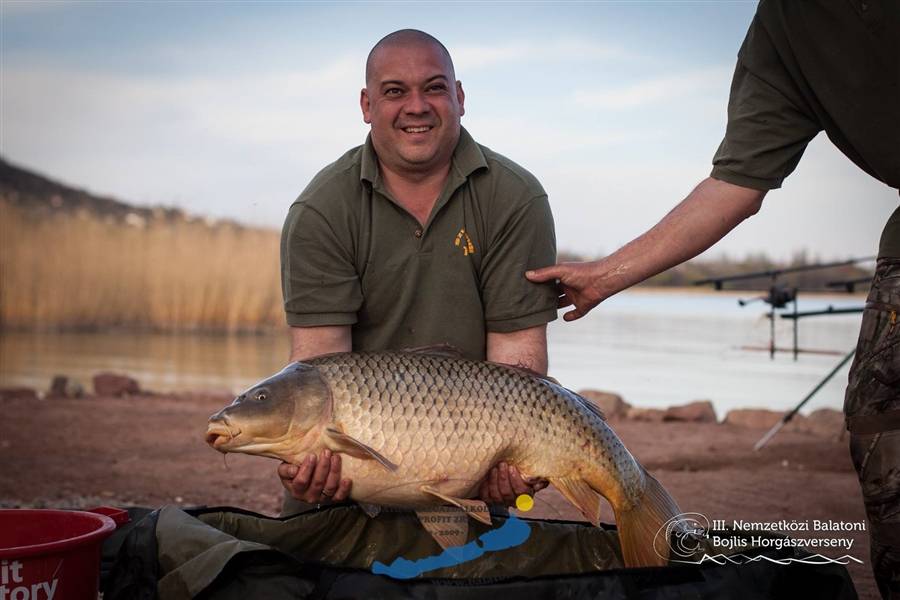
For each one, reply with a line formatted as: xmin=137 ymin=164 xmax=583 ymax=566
xmin=527 ymin=177 xmax=766 ymax=321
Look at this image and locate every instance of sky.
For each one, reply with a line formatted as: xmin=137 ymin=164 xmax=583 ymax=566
xmin=1 ymin=0 xmax=896 ymax=262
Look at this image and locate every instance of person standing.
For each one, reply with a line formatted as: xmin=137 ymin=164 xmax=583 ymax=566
xmin=526 ymin=1 xmax=899 ymax=596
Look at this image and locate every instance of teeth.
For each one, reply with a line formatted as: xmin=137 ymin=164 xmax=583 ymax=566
xmin=404 ymin=126 xmax=431 ymax=133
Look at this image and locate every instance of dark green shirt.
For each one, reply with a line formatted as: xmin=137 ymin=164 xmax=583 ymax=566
xmin=711 ymin=0 xmax=900 ymax=258
xmin=281 ymin=127 xmax=557 ymax=360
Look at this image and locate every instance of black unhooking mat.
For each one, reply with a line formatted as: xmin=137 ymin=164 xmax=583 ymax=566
xmin=102 ymin=504 xmax=858 ymax=600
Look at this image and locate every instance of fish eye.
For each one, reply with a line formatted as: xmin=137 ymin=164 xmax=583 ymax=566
xmin=256 ymin=392 xmax=267 ymax=402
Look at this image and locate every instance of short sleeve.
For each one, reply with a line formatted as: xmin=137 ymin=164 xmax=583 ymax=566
xmin=481 ymin=196 xmax=558 ymax=333
xmin=711 ymin=13 xmax=822 ymax=191
xmin=280 ymin=202 xmax=362 ymax=327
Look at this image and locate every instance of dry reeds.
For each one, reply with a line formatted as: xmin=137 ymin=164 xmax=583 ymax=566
xmin=0 ymin=200 xmax=284 ymax=332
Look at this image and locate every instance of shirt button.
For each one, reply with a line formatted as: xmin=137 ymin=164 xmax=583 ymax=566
xmin=414 ymin=229 xmax=423 ymax=238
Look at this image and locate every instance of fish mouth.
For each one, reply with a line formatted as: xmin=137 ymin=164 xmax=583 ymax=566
xmin=205 ymin=424 xmax=241 ymax=451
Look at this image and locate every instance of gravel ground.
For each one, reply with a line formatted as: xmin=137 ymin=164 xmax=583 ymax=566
xmin=0 ymin=393 xmax=874 ymax=599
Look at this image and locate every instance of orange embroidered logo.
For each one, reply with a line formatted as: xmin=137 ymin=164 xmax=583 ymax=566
xmin=454 ymin=228 xmax=476 ymax=256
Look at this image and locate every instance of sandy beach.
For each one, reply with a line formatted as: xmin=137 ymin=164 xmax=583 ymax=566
xmin=0 ymin=391 xmax=875 ymax=598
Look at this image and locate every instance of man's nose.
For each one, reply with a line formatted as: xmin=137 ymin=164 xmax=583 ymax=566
xmin=403 ymin=89 xmax=430 ymax=114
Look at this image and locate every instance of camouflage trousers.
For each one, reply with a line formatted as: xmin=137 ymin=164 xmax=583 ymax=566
xmin=846 ymin=258 xmax=900 ymax=599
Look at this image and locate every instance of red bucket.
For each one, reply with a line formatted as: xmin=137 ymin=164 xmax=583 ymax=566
xmin=0 ymin=508 xmax=126 ymax=600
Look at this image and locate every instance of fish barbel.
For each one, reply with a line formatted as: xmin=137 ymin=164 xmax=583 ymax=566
xmin=205 ymin=348 xmax=681 ymax=567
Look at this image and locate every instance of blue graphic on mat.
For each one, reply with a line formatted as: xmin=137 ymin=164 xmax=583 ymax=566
xmin=372 ymin=515 xmax=532 ymax=579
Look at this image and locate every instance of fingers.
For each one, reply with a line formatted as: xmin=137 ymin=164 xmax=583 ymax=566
xmin=307 ymin=449 xmax=331 ymax=500
xmin=508 ymin=466 xmax=531 ymax=497
xmin=496 ymin=463 xmax=515 ymax=503
xmin=280 ymin=450 xmax=352 ymax=504
xmin=557 ymin=294 xmax=573 ymax=309
xmin=488 ymin=465 xmax=502 ymax=502
xmin=332 ymin=477 xmax=352 ymax=502
xmin=564 ymin=306 xmax=587 ymax=322
xmin=277 ymin=461 xmax=298 ymax=481
xmin=279 ymin=454 xmax=316 ymax=498
xmin=320 ymin=453 xmax=342 ymax=500
xmin=520 ymin=475 xmax=550 ymax=494
xmin=476 ymin=466 xmax=504 ymax=504
xmin=525 ymin=265 xmax=563 ymax=283
xmin=479 ymin=479 xmax=491 ymax=503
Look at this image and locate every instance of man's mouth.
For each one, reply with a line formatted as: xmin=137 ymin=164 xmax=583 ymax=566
xmin=402 ymin=126 xmax=433 ymax=133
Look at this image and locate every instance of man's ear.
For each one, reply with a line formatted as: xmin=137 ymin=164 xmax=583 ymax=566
xmin=360 ymin=88 xmax=372 ymax=124
xmin=456 ymin=81 xmax=466 ymax=117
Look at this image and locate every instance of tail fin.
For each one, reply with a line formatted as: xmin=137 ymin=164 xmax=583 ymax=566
xmin=613 ymin=469 xmax=682 ymax=568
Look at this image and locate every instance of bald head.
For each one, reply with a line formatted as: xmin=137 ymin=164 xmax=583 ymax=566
xmin=365 ymin=29 xmax=455 ymax=88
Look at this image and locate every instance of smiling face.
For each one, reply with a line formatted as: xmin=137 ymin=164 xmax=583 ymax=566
xmin=360 ymin=37 xmax=465 ymax=179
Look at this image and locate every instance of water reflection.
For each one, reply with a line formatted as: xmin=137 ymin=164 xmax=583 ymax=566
xmin=0 ymin=330 xmax=290 ymax=394
xmin=0 ymin=291 xmax=865 ymax=414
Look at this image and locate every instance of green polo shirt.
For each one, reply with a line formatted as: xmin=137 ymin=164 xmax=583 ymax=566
xmin=711 ymin=0 xmax=899 ymax=258
xmin=280 ymin=127 xmax=557 ymax=360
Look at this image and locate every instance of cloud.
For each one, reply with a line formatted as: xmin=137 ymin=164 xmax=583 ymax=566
xmin=0 ymin=0 xmax=74 ymax=15
xmin=572 ymin=66 xmax=733 ymax=110
xmin=453 ymin=39 xmax=623 ymax=73
xmin=0 ymin=58 xmax=369 ymax=226
xmin=1 ymin=57 xmax=365 ymax=151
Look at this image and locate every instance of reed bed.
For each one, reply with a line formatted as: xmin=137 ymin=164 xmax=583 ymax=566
xmin=0 ymin=201 xmax=284 ymax=332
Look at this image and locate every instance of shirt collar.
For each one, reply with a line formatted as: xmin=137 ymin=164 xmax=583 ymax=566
xmin=359 ymin=126 xmax=488 ymax=185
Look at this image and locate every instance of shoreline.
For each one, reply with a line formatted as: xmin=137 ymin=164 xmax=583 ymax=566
xmin=0 ymin=390 xmax=874 ymax=599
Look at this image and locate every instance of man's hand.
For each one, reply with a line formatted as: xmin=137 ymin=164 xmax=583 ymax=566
xmin=278 ymin=449 xmax=352 ymax=504
xmin=478 ymin=462 xmax=549 ymax=506
xmin=527 ymin=178 xmax=765 ymax=322
xmin=526 ymin=261 xmax=613 ymax=322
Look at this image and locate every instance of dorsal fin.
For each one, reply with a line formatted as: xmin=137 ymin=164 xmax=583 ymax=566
xmin=401 ymin=344 xmax=466 ymax=359
xmin=572 ymin=392 xmax=606 ymax=421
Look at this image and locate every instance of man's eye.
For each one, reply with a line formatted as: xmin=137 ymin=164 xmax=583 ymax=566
xmin=385 ymin=88 xmax=402 ymax=96
xmin=427 ymin=84 xmax=447 ymax=92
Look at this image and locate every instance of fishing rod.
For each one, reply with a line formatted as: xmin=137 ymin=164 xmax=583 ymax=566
xmin=753 ymin=349 xmax=856 ymax=451
xmin=693 ymin=256 xmax=874 ymax=360
xmin=693 ymin=256 xmax=876 ymax=290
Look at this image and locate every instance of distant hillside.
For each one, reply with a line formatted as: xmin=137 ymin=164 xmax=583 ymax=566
xmin=0 ymin=158 xmax=282 ymax=332
xmin=0 ymin=157 xmax=260 ymax=231
xmin=0 ymin=157 xmax=194 ymax=225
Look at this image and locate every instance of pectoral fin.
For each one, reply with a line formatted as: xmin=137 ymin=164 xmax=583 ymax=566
xmin=416 ymin=508 xmax=469 ymax=550
xmin=420 ymin=485 xmax=492 ymax=525
xmin=324 ymin=427 xmax=398 ymax=472
xmin=550 ymin=476 xmax=603 ymax=525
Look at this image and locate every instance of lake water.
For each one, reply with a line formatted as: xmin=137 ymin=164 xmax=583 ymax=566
xmin=0 ymin=290 xmax=865 ymax=416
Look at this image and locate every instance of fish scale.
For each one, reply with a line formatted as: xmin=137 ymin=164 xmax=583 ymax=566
xmin=206 ymin=349 xmax=683 ymax=567
xmin=309 ymin=352 xmax=638 ymax=506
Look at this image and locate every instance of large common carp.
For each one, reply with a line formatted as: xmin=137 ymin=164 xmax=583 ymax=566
xmin=205 ymin=348 xmax=681 ymax=567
